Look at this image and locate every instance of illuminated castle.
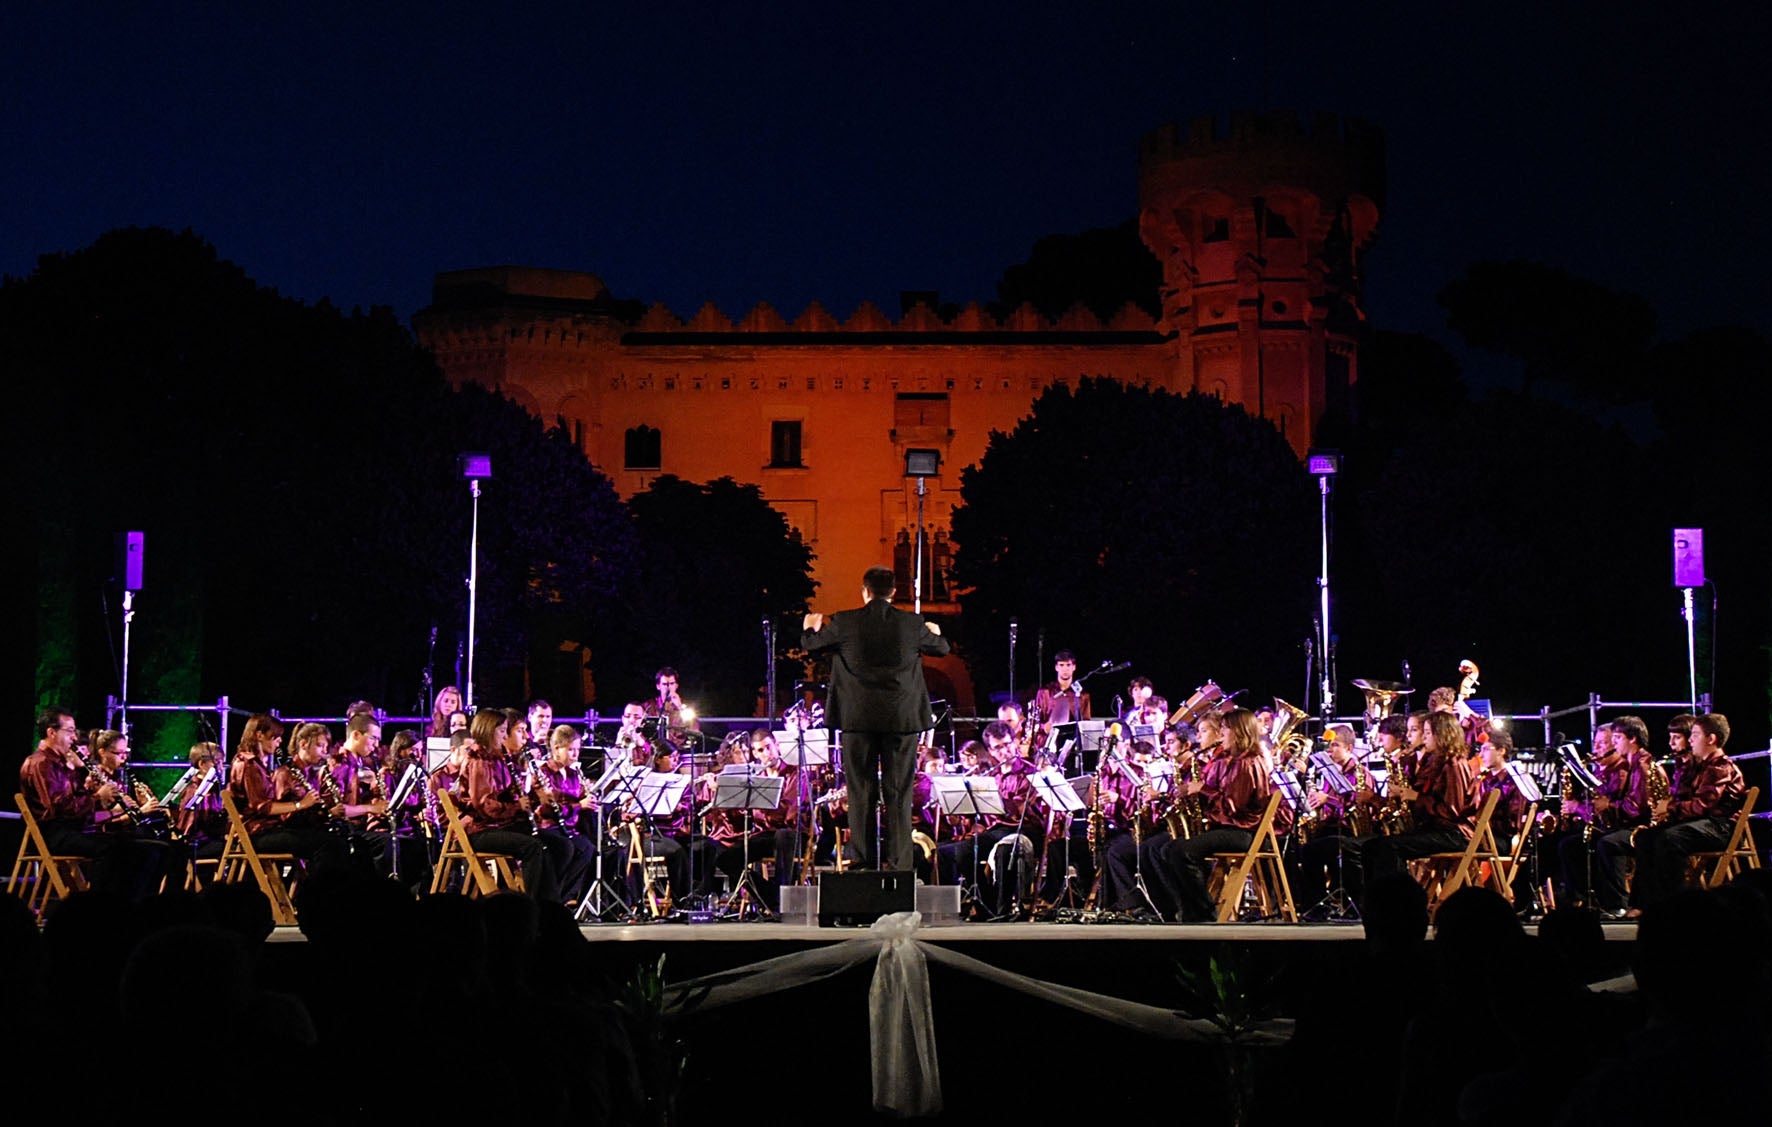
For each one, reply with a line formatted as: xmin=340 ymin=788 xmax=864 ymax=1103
xmin=413 ymin=111 xmax=1385 ymax=632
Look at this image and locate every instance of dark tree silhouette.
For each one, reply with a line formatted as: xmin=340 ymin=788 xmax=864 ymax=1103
xmin=13 ymin=227 xmax=637 ymax=751
xmin=992 ymin=219 xmax=1162 ymax=323
xmin=949 ymin=378 xmax=1316 ymax=708
xmin=609 ymin=475 xmax=817 ymax=718
xmin=1438 ymin=261 xmax=1656 ymax=400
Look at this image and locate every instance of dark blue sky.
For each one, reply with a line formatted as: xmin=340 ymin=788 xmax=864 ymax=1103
xmin=6 ymin=1 xmax=1767 ymax=351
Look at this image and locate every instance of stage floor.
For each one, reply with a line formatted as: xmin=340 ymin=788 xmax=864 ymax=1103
xmin=262 ymin=918 xmax=1641 ymax=942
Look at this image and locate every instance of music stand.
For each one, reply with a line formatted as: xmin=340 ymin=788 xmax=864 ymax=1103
xmin=712 ymin=766 xmax=786 ymax=920
xmin=1028 ymin=768 xmax=1087 ymax=908
xmin=1502 ymin=758 xmax=1547 ymax=916
xmin=575 ymin=760 xmax=642 ymax=921
xmin=425 ymin=737 xmax=453 ymax=773
xmin=627 ymin=771 xmax=689 ymax=919
xmin=775 ymin=727 xmax=830 ymax=885
xmin=932 ymin=775 xmax=1004 ymax=917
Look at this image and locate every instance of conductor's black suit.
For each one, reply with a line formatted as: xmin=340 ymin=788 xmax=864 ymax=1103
xmin=802 ymin=596 xmax=949 ymax=870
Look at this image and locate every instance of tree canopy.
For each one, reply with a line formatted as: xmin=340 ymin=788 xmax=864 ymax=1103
xmin=13 ymin=227 xmax=637 ymax=746
xmin=949 ymin=378 xmax=1316 ymax=707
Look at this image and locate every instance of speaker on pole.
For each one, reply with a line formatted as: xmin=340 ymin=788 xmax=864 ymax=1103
xmin=1672 ymin=528 xmax=1704 ymax=588
xmin=117 ymin=531 xmax=145 ymax=591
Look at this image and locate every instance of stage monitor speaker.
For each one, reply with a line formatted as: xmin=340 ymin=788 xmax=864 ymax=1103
xmin=818 ymin=870 xmax=914 ymax=927
xmin=1672 ymin=527 xmax=1704 ymax=588
xmin=117 ymin=531 xmax=145 ymax=591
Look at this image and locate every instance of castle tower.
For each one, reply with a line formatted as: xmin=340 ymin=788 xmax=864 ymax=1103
xmin=1138 ymin=111 xmax=1384 ymax=453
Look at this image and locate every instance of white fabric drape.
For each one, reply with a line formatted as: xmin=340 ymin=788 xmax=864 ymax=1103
xmin=663 ymin=911 xmax=1294 ymax=1117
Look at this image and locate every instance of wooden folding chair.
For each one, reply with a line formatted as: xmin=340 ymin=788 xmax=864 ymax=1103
xmin=429 ymin=789 xmax=525 ymax=897
xmin=8 ymin=793 xmax=91 ymax=921
xmin=1488 ymin=801 xmax=1538 ymax=904
xmin=1414 ymin=789 xmax=1504 ymax=912
xmin=1685 ymin=786 xmax=1762 ymax=890
xmin=217 ymin=790 xmax=302 ymax=926
xmin=1207 ymin=791 xmax=1298 ymax=923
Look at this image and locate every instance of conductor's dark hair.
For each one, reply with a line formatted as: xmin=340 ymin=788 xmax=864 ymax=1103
xmin=863 ymin=566 xmax=896 ymax=599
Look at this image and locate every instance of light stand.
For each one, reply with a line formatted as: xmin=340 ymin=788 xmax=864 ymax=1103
xmin=116 ymin=530 xmax=144 ymax=736
xmin=1307 ymin=450 xmax=1340 ymax=730
xmin=904 ymin=448 xmax=941 ymax=613
xmin=459 ymin=453 xmax=492 ymax=710
xmin=1673 ymin=528 xmax=1705 ymax=712
xmin=120 ymin=589 xmax=136 ymax=736
xmin=1008 ymin=617 xmax=1019 ymax=713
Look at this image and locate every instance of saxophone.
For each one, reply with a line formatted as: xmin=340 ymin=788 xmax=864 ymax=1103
xmin=1086 ymin=726 xmax=1117 ymax=852
xmin=1166 ymin=747 xmax=1208 ymax=840
xmin=1380 ymin=748 xmax=1415 ymax=835
xmin=1630 ymin=757 xmax=1671 ymax=846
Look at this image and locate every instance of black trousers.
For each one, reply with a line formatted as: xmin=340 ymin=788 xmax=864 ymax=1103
xmin=1361 ymin=826 xmax=1468 ymax=886
xmin=467 ymin=828 xmax=558 ymax=901
xmin=43 ymin=824 xmax=174 ymax=901
xmin=1596 ymin=816 xmax=1732 ymax=912
xmin=1292 ymin=833 xmax=1365 ymax=905
xmin=839 ymin=730 xmax=920 ymax=870
xmin=1156 ymin=826 xmax=1253 ymax=922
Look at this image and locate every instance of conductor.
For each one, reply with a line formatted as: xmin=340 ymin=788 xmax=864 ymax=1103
xmin=801 ymin=566 xmax=950 ymax=871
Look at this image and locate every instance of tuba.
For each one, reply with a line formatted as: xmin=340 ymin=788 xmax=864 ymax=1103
xmin=1269 ymin=698 xmax=1312 ymax=765
xmin=1351 ymin=679 xmax=1414 ymax=730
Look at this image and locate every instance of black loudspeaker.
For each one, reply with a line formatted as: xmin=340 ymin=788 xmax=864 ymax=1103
xmin=818 ymin=870 xmax=914 ymax=927
xmin=1672 ymin=527 xmax=1704 ymax=588
xmin=117 ymin=531 xmax=145 ymax=591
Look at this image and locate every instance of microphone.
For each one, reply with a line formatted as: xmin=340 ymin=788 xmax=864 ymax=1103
xmin=1112 ymin=694 xmax=1125 ymax=718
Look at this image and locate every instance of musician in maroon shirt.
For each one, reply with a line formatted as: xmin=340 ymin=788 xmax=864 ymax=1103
xmin=1572 ymin=715 xmax=1660 ymax=912
xmin=1153 ymin=708 xmax=1291 ymax=922
xmin=460 ymin=708 xmax=558 ymax=902
xmin=949 ymin=721 xmax=1041 ymax=917
xmin=1361 ymin=711 xmax=1476 ymax=887
xmin=21 ymin=707 xmax=152 ymax=899
xmin=1289 ymin=723 xmax=1381 ymax=908
xmin=531 ymin=723 xmax=599 ymax=903
xmin=1598 ymin=712 xmax=1747 ymax=915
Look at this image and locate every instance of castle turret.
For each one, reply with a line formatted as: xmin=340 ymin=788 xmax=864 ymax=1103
xmin=1138 ymin=111 xmax=1384 ymax=452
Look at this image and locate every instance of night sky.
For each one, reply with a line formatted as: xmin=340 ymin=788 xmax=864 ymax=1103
xmin=6 ymin=1 xmax=1768 ymax=357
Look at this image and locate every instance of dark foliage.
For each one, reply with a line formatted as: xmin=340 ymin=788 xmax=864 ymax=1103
xmin=992 ymin=219 xmax=1163 ymax=323
xmin=949 ymin=378 xmax=1316 ymax=705
xmin=608 ymin=475 xmax=817 ymax=718
xmin=14 ymin=227 xmax=636 ymax=740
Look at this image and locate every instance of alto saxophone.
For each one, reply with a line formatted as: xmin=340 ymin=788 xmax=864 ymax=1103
xmin=1380 ymin=749 xmax=1415 ymax=835
xmin=1166 ymin=750 xmax=1207 ymax=840
xmin=1630 ymin=758 xmax=1671 ymax=846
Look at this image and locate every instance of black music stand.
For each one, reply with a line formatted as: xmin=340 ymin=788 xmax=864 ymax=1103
xmin=1298 ymin=751 xmax=1361 ymax=921
xmin=712 ymin=766 xmax=786 ymax=921
xmin=1556 ymin=741 xmax=1605 ymax=905
xmin=627 ymin=771 xmax=690 ymax=919
xmin=932 ymin=775 xmax=1003 ymax=918
xmin=1503 ymin=757 xmax=1547 ymax=916
xmin=576 ymin=757 xmax=642 ymax=922
xmin=774 ymin=726 xmax=831 ymax=884
xmin=1028 ymin=767 xmax=1087 ymax=909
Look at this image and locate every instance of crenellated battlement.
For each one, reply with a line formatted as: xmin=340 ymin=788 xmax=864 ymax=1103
xmin=417 ymin=287 xmax=1159 ymax=351
xmin=1138 ymin=110 xmax=1385 ymax=210
xmin=1140 ymin=110 xmax=1382 ymax=164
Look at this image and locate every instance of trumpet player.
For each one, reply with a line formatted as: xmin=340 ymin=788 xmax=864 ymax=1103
xmin=1360 ymin=711 xmax=1476 ymax=886
xmin=1596 ymin=713 xmax=1743 ymax=916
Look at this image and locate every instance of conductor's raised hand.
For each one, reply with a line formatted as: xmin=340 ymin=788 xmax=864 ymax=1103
xmin=803 ymin=612 xmax=824 ymax=632
xmin=925 ymin=621 xmax=941 ymax=636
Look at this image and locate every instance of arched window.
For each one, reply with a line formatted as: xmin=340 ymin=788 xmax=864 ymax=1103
xmin=624 ymin=425 xmax=661 ymax=470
